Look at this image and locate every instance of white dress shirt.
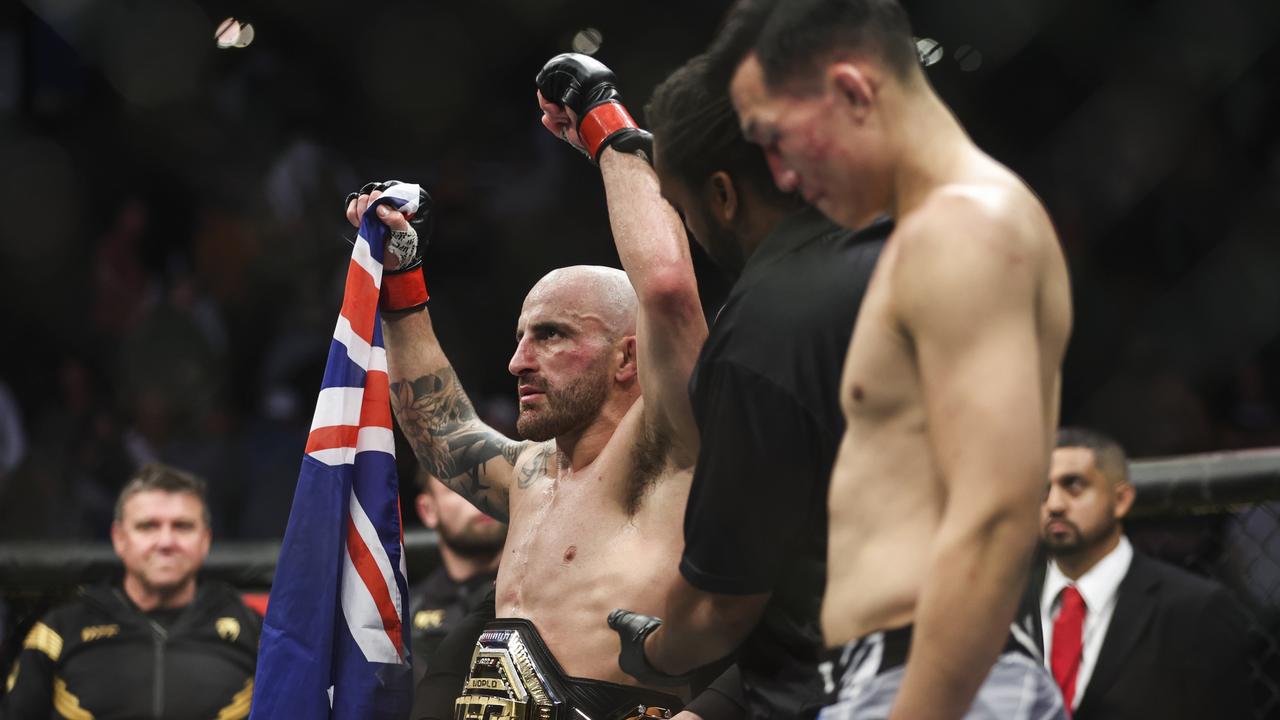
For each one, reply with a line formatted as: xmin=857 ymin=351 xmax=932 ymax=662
xmin=1039 ymin=535 xmax=1134 ymax=710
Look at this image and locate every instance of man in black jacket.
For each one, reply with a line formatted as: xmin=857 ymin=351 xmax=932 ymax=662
xmin=2 ymin=463 xmax=260 ymax=719
xmin=1023 ymin=428 xmax=1254 ymax=719
xmin=407 ymin=469 xmax=502 ymax=686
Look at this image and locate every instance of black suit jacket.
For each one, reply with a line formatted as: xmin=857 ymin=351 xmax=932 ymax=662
xmin=1020 ymin=549 xmax=1255 ymax=720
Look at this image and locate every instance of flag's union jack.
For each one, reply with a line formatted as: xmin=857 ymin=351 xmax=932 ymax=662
xmin=250 ymin=185 xmax=422 ymax=719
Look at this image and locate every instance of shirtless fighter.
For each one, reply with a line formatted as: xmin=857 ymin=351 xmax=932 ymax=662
xmin=726 ymin=1 xmax=1074 ymax=717
xmin=345 ymin=55 xmax=706 ymax=717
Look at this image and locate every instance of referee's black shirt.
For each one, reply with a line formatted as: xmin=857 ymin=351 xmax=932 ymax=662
xmin=682 ymin=207 xmax=889 ymax=719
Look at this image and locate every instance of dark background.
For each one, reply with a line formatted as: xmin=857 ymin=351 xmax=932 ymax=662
xmin=0 ymin=0 xmax=1278 ymax=541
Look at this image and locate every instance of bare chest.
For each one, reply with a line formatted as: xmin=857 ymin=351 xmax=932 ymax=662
xmin=840 ymin=248 xmax=921 ymax=428
xmin=495 ymin=468 xmax=680 ymax=615
xmin=504 ymin=473 xmax=621 ymax=568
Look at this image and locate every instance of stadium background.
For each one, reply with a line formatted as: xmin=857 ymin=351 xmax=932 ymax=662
xmin=0 ymin=0 xmax=1277 ymax=715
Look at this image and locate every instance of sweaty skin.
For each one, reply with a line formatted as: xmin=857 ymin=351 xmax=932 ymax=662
xmin=731 ymin=50 xmax=1072 ymax=719
xmin=824 ymin=174 xmax=1071 ymax=720
xmin=368 ymin=147 xmax=705 ymax=686
xmin=826 ymin=174 xmax=1072 ymax=644
xmin=494 ymin=401 xmax=692 ymax=683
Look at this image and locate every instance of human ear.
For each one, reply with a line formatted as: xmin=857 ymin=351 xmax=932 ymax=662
xmin=615 ymin=336 xmax=638 ymax=383
xmin=830 ymin=62 xmax=875 ymax=120
xmin=416 ymin=493 xmax=439 ymax=529
xmin=1113 ymin=482 xmax=1136 ymax=520
xmin=708 ymin=171 xmax=739 ymax=225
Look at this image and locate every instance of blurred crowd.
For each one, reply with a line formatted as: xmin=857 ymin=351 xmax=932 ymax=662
xmin=1 ymin=0 xmax=1279 ymax=542
xmin=0 ymin=141 xmax=581 ymax=540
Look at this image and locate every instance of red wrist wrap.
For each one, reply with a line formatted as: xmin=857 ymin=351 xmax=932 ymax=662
xmin=381 ymin=264 xmax=429 ymax=313
xmin=580 ymin=102 xmax=638 ymax=161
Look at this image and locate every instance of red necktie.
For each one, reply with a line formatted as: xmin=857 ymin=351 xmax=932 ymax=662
xmin=1050 ymin=585 xmax=1087 ymax=715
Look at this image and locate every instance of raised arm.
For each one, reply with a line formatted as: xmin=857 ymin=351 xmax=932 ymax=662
xmin=346 ymin=187 xmax=543 ymax=523
xmin=889 ymin=198 xmax=1057 ymax=719
xmin=598 ymin=147 xmax=705 ymax=461
xmin=536 ymin=55 xmax=706 ymax=464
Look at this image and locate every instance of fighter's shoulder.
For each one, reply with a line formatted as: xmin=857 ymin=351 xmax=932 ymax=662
xmin=897 ymin=182 xmax=1051 ymax=276
xmin=513 ymin=439 xmax=555 ymax=462
xmin=903 ymin=181 xmax=1043 ymax=247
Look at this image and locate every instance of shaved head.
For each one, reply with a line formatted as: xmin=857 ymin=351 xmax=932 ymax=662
xmin=511 ymin=265 xmax=639 ymax=442
xmin=524 ymin=265 xmax=637 ymax=340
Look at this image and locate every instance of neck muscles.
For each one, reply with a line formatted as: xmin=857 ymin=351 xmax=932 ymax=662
xmin=558 ymin=397 xmax=632 ymax=470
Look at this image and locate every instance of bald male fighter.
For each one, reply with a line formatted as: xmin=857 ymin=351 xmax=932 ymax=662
xmin=725 ymin=1 xmax=1073 ymax=718
xmin=345 ymin=60 xmax=705 ymax=718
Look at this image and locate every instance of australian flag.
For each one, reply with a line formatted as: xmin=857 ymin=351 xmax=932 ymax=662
xmin=250 ymin=185 xmax=423 ymax=718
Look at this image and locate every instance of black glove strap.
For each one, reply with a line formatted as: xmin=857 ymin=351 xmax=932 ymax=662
xmin=601 ymin=128 xmax=654 ymax=166
xmin=608 ymin=609 xmax=696 ymax=687
xmin=343 ymin=181 xmax=433 ymax=228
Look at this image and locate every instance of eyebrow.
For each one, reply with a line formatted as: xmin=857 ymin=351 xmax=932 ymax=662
xmin=133 ymin=517 xmax=198 ymax=525
xmin=519 ymin=321 xmax=571 ymax=339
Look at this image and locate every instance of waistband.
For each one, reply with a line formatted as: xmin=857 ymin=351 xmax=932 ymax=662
xmin=455 ymin=618 xmax=683 ymax=720
xmin=823 ymin=623 xmax=1039 ymax=677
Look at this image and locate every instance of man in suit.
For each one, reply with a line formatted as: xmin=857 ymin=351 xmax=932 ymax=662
xmin=1028 ymin=427 xmax=1255 ymax=719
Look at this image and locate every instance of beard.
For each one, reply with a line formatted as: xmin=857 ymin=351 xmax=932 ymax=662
xmin=439 ymin=518 xmax=507 ymax=558
xmin=516 ymin=372 xmax=609 ymax=441
xmin=703 ymin=226 xmax=747 ymax=279
xmin=1042 ymin=516 xmax=1115 ymax=558
xmin=1042 ymin=520 xmax=1084 ymax=556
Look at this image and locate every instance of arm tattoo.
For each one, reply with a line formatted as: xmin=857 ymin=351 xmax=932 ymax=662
xmin=389 ymin=367 xmax=527 ymax=518
xmin=516 ymin=445 xmax=555 ymax=489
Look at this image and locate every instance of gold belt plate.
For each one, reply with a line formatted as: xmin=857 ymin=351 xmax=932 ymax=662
xmin=454 ymin=627 xmax=557 ymax=720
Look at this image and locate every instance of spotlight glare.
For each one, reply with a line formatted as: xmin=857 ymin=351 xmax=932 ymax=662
xmin=215 ymin=17 xmax=254 ymax=49
xmin=234 ymin=23 xmax=254 ymax=48
xmin=571 ymin=27 xmax=603 ymax=55
xmin=915 ymin=37 xmax=943 ymax=67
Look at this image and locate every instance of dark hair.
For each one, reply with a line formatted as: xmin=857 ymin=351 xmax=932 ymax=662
xmin=755 ymin=0 xmax=919 ymax=90
xmin=1055 ymin=427 xmax=1130 ymax=486
xmin=705 ymin=0 xmax=779 ymax=84
xmin=645 ymin=52 xmax=791 ymax=204
xmin=114 ymin=463 xmax=211 ymax=528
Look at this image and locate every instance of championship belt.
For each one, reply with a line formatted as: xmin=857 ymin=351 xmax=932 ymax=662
xmin=455 ymin=619 xmax=680 ymax=720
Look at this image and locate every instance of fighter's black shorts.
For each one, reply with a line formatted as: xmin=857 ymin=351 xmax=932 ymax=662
xmin=817 ymin=623 xmax=1040 ymax=700
xmin=815 ymin=624 xmax=1064 ymax=720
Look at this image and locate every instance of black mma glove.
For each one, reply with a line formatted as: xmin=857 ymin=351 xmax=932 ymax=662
xmin=536 ymin=53 xmax=653 ymax=164
xmin=344 ymin=180 xmax=434 ymax=313
xmin=607 ymin=609 xmax=696 ymax=687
